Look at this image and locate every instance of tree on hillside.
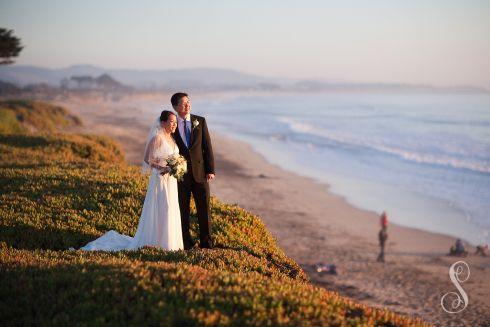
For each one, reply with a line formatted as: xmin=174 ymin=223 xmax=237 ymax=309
xmin=0 ymin=28 xmax=23 ymax=65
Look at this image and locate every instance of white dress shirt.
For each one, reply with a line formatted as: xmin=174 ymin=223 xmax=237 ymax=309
xmin=177 ymin=114 xmax=191 ymax=146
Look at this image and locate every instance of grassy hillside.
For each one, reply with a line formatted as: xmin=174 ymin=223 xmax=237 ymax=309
xmin=0 ymin=99 xmax=81 ymax=134
xmin=0 ymin=101 xmax=429 ymax=326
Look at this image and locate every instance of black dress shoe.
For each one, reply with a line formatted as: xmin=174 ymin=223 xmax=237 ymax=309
xmin=184 ymin=241 xmax=197 ymax=250
xmin=200 ymin=239 xmax=214 ymax=249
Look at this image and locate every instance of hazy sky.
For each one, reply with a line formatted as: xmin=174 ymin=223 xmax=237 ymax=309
xmin=1 ymin=0 xmax=490 ymax=88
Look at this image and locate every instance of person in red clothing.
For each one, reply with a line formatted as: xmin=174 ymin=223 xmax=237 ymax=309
xmin=377 ymin=211 xmax=388 ymax=262
xmin=380 ymin=211 xmax=388 ymax=227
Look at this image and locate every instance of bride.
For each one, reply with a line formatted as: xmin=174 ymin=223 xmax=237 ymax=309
xmin=79 ymin=110 xmax=184 ymax=251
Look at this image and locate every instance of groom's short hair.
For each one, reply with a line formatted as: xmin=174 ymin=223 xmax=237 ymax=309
xmin=171 ymin=92 xmax=188 ymax=108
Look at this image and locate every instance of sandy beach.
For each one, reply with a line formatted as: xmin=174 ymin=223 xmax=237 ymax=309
xmin=57 ymin=93 xmax=489 ymax=326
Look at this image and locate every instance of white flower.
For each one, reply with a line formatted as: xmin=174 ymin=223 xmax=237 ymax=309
xmin=165 ymin=154 xmax=188 ymax=181
xmin=192 ymin=120 xmax=199 ymax=129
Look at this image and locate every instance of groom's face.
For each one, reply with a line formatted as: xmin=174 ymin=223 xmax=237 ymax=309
xmin=175 ymin=96 xmax=191 ymax=118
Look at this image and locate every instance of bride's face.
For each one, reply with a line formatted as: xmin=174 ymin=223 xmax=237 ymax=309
xmin=162 ymin=114 xmax=177 ymax=133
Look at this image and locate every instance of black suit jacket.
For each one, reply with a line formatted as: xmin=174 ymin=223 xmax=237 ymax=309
xmin=172 ymin=114 xmax=215 ymax=183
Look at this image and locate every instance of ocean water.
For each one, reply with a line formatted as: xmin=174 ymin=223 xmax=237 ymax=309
xmin=196 ymin=92 xmax=490 ymax=246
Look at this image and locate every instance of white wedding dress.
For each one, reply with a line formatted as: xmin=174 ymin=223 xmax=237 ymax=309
xmin=80 ymin=132 xmax=184 ymax=251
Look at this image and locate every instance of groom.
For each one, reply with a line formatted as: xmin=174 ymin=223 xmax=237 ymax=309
xmin=171 ymin=92 xmax=215 ymax=249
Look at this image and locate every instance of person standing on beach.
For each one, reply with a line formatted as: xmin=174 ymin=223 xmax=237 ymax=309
xmin=171 ymin=92 xmax=215 ymax=249
xmin=377 ymin=211 xmax=388 ymax=262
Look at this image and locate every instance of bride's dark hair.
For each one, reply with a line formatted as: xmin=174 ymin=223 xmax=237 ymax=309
xmin=160 ymin=110 xmax=175 ymax=122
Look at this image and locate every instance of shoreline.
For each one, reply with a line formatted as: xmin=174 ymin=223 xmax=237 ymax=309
xmin=213 ymin=132 xmax=485 ymax=248
xmin=213 ymin=133 xmax=459 ymax=254
xmin=56 ymin=94 xmax=489 ymax=325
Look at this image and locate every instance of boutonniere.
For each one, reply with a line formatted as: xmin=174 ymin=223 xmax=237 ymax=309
xmin=192 ymin=119 xmax=199 ymax=129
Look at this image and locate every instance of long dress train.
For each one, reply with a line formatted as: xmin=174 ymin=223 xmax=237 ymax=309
xmin=79 ymin=134 xmax=184 ymax=251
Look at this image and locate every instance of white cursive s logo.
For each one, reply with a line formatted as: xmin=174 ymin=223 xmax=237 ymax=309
xmin=441 ymin=261 xmax=470 ymax=313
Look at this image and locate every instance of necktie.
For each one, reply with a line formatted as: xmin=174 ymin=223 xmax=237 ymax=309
xmin=184 ymin=119 xmax=191 ymax=147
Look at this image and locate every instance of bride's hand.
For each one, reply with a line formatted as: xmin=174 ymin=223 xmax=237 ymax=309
xmin=160 ymin=167 xmax=171 ymax=175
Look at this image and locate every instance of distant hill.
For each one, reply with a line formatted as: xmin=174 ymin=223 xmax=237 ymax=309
xmin=0 ymin=65 xmax=281 ymax=91
xmin=60 ymin=73 xmax=129 ymax=91
xmin=0 ymin=64 xmax=487 ymax=93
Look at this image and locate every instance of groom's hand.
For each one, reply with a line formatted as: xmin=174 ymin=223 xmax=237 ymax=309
xmin=206 ymin=173 xmax=215 ymax=182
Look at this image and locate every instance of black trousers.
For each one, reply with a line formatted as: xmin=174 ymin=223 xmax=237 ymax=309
xmin=178 ymin=170 xmax=212 ymax=249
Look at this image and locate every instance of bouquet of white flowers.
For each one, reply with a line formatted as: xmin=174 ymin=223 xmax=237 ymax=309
xmin=165 ymin=153 xmax=187 ymax=181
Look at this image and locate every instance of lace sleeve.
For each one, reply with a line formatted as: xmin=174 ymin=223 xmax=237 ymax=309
xmin=144 ymin=135 xmax=165 ymax=170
